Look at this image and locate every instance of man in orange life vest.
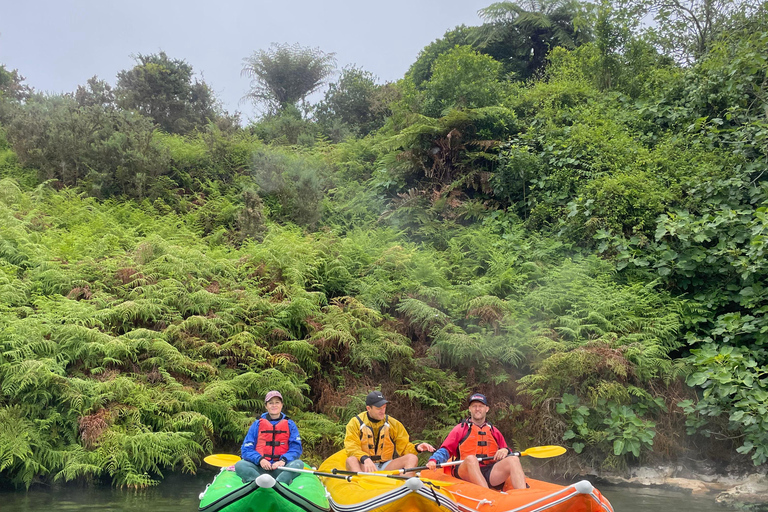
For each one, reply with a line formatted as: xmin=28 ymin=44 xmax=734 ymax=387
xmin=425 ymin=393 xmax=527 ymax=489
xmin=235 ymin=390 xmax=305 ymax=484
xmin=344 ymin=390 xmax=436 ymax=474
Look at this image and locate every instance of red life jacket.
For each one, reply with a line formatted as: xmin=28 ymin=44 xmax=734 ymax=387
xmin=456 ymin=421 xmax=500 ymax=465
xmin=254 ymin=417 xmax=291 ymax=462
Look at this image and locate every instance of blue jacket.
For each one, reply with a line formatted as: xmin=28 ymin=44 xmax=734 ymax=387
xmin=241 ymin=412 xmax=302 ymax=464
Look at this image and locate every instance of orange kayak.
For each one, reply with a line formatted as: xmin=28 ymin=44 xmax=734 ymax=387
xmin=418 ymin=468 xmax=614 ymax=512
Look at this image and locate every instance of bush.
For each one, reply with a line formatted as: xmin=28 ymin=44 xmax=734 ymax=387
xmin=250 ymin=147 xmax=325 ymax=227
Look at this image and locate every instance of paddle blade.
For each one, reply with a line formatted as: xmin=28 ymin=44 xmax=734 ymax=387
xmin=520 ymin=445 xmax=567 ymax=458
xmin=204 ymin=454 xmax=241 ymax=467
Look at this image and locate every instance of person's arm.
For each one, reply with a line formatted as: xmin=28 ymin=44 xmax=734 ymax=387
xmin=389 ymin=417 xmax=418 ymax=457
xmin=344 ymin=417 xmax=369 ymax=462
xmin=428 ymin=424 xmax=462 ymax=464
xmin=429 ymin=447 xmax=451 ymax=465
xmin=281 ymin=420 xmax=303 ymax=463
xmin=491 ymin=426 xmax=512 ymax=460
xmin=492 ymin=426 xmax=509 ymax=451
xmin=240 ymin=420 xmax=263 ymax=464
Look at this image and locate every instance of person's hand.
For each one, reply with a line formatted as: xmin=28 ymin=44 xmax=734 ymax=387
xmin=417 ymin=442 xmax=436 ymax=453
xmin=426 ymin=460 xmax=437 ymax=471
xmin=260 ymin=458 xmax=273 ymax=470
xmin=362 ymin=459 xmax=378 ymax=473
xmin=272 ymin=460 xmax=286 ymax=469
xmin=494 ymin=447 xmax=510 ymax=461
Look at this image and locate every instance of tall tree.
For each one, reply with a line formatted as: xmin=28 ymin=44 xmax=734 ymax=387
xmin=115 ymin=52 xmax=221 ymax=134
xmin=242 ymin=43 xmax=336 ymax=115
xmin=315 ymin=65 xmax=386 ymax=141
xmin=0 ymin=65 xmax=32 ymax=103
xmin=474 ymin=0 xmax=592 ymax=79
xmin=636 ymin=0 xmax=763 ymax=64
xmin=407 ymin=26 xmax=480 ymax=87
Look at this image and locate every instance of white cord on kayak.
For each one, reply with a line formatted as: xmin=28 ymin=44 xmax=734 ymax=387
xmin=452 ymin=491 xmax=493 ymax=509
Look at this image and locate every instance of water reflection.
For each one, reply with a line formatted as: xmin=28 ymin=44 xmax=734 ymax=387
xmin=600 ymin=484 xmax=728 ymax=512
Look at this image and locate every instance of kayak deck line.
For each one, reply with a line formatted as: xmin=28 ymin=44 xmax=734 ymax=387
xmin=327 ymin=481 xmax=460 ymax=512
xmin=485 ymin=480 xmax=613 ymax=512
xmin=451 ymin=491 xmax=494 ymax=509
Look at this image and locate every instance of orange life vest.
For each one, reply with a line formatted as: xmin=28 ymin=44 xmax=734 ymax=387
xmin=456 ymin=421 xmax=500 ymax=465
xmin=355 ymin=414 xmax=396 ymax=462
xmin=254 ymin=417 xmax=291 ymax=462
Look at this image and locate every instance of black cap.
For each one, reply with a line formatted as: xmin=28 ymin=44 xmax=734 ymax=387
xmin=468 ymin=393 xmax=488 ymax=406
xmin=365 ymin=391 xmax=389 ymax=407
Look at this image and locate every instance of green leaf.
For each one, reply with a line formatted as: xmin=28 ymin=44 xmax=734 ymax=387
xmin=687 ymin=372 xmax=709 ymax=386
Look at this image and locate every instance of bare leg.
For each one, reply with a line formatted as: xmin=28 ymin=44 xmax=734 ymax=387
xmin=379 ymin=454 xmax=418 ymax=476
xmin=346 ymin=456 xmax=363 ymax=472
xmin=489 ymin=456 xmax=526 ymax=489
xmin=457 ymin=455 xmax=488 ymax=488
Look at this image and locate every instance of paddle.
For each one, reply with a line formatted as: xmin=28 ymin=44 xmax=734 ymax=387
xmin=203 ymin=454 xmax=354 ymax=481
xmin=398 ymin=445 xmax=567 ymax=474
xmin=330 ymin=468 xmax=429 ymax=481
xmin=204 ymin=454 xmax=240 ymax=467
xmin=203 ymin=454 xmax=451 ymax=488
xmin=328 ymin=468 xmax=452 ymax=489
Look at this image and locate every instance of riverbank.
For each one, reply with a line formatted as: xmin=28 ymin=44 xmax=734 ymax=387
xmin=578 ymin=466 xmax=768 ymax=511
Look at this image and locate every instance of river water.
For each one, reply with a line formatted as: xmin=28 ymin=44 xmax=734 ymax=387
xmin=0 ymin=471 xmax=732 ymax=512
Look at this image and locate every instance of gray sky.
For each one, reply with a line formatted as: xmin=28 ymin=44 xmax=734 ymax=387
xmin=1 ymin=0 xmax=493 ymax=121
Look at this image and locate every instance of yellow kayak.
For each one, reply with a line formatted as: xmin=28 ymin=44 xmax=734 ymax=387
xmin=317 ymin=450 xmax=459 ymax=512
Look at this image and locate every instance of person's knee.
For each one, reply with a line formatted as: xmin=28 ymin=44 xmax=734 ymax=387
xmin=235 ymin=460 xmax=254 ymax=472
xmin=464 ymin=455 xmax=480 ymax=468
xmin=234 ymin=459 xmax=260 ymax=482
xmin=402 ymin=453 xmax=418 ymax=466
xmin=507 ymin=456 xmax=524 ymax=472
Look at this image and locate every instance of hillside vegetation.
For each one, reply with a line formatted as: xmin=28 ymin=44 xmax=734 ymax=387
xmin=1 ymin=0 xmax=767 ymax=488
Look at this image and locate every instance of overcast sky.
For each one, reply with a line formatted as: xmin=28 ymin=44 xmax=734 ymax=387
xmin=1 ymin=0 xmax=493 ymax=121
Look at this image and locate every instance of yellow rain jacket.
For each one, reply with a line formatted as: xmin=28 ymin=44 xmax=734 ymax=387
xmin=344 ymin=412 xmax=418 ymax=463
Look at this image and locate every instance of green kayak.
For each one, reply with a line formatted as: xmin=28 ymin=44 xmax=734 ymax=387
xmin=198 ymin=466 xmax=330 ymax=512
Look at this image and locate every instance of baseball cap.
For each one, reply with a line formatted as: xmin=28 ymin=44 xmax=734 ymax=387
xmin=265 ymin=390 xmax=283 ymax=403
xmin=365 ymin=391 xmax=389 ymax=407
xmin=468 ymin=393 xmax=488 ymax=406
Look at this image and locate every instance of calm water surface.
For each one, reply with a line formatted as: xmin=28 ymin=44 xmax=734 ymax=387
xmin=0 ymin=471 xmax=733 ymax=512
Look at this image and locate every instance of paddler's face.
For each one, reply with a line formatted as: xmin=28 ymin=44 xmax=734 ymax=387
xmin=468 ymin=401 xmax=489 ymax=422
xmin=266 ymin=398 xmax=283 ymax=416
xmin=366 ymin=404 xmax=387 ymax=421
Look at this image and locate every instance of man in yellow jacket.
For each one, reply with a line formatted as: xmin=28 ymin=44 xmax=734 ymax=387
xmin=345 ymin=390 xmax=435 ymax=473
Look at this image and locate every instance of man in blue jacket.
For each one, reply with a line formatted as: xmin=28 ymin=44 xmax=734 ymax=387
xmin=235 ymin=390 xmax=304 ymax=484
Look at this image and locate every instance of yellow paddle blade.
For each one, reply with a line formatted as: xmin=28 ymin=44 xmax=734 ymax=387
xmin=520 ymin=445 xmax=567 ymax=458
xmin=204 ymin=454 xmax=241 ymax=467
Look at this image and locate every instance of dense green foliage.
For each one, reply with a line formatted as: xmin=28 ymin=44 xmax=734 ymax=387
xmin=1 ymin=0 xmax=767 ymax=490
xmin=115 ymin=52 xmax=232 ymax=134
